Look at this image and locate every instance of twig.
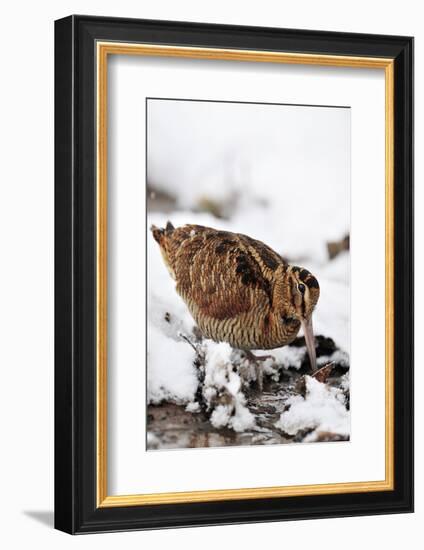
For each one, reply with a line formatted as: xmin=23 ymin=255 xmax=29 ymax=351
xmin=178 ymin=332 xmax=198 ymax=353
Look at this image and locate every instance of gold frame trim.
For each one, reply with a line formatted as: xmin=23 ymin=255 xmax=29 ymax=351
xmin=96 ymin=42 xmax=395 ymax=508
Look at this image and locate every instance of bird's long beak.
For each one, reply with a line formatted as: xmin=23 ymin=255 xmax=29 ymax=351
xmin=301 ymin=317 xmax=317 ymax=372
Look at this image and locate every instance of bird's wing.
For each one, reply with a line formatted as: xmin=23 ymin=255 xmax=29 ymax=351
xmin=169 ymin=225 xmax=279 ymax=321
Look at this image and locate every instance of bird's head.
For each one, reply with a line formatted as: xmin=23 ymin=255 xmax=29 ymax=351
xmin=275 ymin=265 xmax=320 ymax=370
xmin=286 ymin=266 xmax=320 ymax=320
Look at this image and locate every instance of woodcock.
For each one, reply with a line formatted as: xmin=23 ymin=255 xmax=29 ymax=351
xmin=151 ymin=222 xmax=320 ymax=385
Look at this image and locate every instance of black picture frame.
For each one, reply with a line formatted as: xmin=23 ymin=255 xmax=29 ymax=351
xmin=55 ymin=15 xmax=414 ymax=534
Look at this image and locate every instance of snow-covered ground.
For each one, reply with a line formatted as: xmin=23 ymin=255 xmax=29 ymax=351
xmin=146 ymin=99 xmax=350 ymax=446
xmin=275 ymin=374 xmax=350 ymax=442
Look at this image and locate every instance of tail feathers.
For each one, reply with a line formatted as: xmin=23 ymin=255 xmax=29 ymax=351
xmin=150 ymin=221 xmax=174 ymax=244
xmin=151 ymin=224 xmax=164 ymax=244
xmin=150 ymin=221 xmax=176 ymax=279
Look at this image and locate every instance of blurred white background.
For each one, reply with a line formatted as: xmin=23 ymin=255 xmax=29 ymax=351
xmin=0 ymin=1 xmax=419 ymax=549
xmin=148 ymin=99 xmax=350 ymax=260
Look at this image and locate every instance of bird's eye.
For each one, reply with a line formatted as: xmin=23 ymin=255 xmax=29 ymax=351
xmin=298 ymin=283 xmax=306 ymax=294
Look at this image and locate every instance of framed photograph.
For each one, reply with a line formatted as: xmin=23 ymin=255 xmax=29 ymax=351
xmin=54 ymin=15 xmax=413 ymax=534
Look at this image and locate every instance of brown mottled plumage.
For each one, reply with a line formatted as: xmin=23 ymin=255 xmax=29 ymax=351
xmin=151 ymin=222 xmax=320 ymax=372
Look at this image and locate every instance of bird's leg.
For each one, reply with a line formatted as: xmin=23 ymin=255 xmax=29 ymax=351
xmin=244 ymin=350 xmax=275 ymax=362
xmin=243 ymin=350 xmax=275 ymax=391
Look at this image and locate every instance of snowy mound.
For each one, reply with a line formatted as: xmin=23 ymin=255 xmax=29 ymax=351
xmin=275 ymin=375 xmax=350 ymax=442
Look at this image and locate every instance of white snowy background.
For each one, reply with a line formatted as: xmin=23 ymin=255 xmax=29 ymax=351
xmin=147 ymin=99 xmax=350 ymax=443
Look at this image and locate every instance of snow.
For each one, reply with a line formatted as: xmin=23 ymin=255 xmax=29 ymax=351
xmin=185 ymin=401 xmax=201 ymax=413
xmin=202 ymin=342 xmax=256 ymax=432
xmin=146 ymin=99 xmax=350 ymax=441
xmin=317 ymin=349 xmax=350 ymax=369
xmin=275 ymin=376 xmax=350 ymax=441
xmin=261 ymin=346 xmax=307 ymax=372
xmin=147 ymin=324 xmax=198 ymax=404
xmin=146 ymin=432 xmax=161 ymax=450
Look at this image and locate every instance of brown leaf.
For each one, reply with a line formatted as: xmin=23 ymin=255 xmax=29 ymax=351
xmin=312 ymin=362 xmax=335 ymax=383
